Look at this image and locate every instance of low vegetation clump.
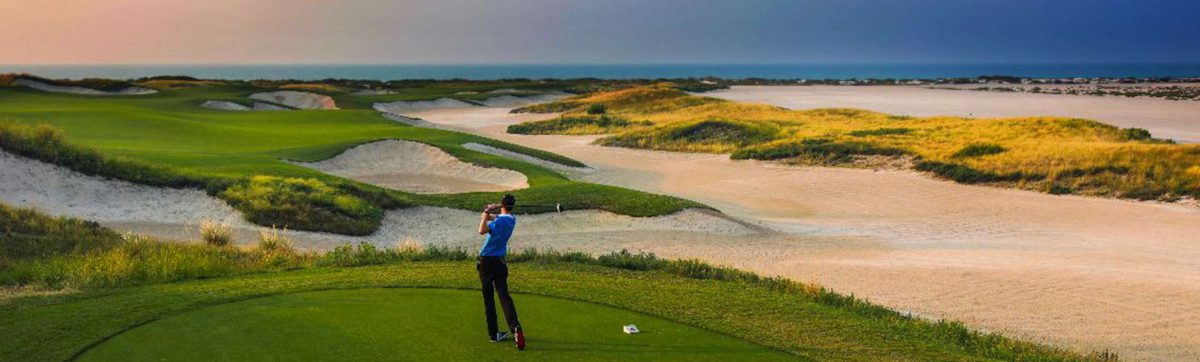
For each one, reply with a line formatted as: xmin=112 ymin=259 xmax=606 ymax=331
xmin=506 ymin=115 xmax=651 ymax=135
xmin=222 ymin=176 xmax=384 ymax=236
xmin=512 ymin=84 xmax=1200 ymax=201
xmin=198 ymin=220 xmax=233 ymax=247
xmin=0 ymin=206 xmax=1109 ymax=362
xmin=256 ymin=226 xmax=294 ymax=252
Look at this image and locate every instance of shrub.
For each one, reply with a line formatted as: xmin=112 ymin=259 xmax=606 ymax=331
xmin=848 ymin=128 xmax=911 ymax=137
xmin=1122 ymin=127 xmax=1152 ymax=141
xmin=257 ymin=226 xmax=293 ymax=252
xmin=199 ymin=220 xmax=233 ymax=247
xmin=586 ymin=103 xmax=607 ymax=115
xmin=951 ymin=143 xmax=1007 ymax=158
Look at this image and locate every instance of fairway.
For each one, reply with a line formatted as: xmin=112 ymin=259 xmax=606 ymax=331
xmin=79 ymin=288 xmax=789 ymax=361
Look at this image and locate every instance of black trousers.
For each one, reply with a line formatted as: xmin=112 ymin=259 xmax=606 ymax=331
xmin=477 ymin=256 xmax=520 ymax=336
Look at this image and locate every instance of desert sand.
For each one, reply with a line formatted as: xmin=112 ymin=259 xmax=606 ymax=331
xmin=14 ymin=78 xmax=157 ymax=96
xmin=295 ymin=139 xmax=528 ymax=194
xmin=398 ymin=97 xmax=1200 ymax=361
xmin=248 ymin=91 xmax=338 ymax=110
xmin=705 ymin=85 xmax=1200 ymax=143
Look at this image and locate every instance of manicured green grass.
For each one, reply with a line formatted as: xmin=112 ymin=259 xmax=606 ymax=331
xmin=79 ymin=288 xmax=789 ymax=361
xmin=0 ymin=85 xmax=702 ymax=234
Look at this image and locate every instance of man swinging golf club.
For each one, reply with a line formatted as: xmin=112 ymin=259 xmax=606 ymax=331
xmin=477 ymin=193 xmax=526 ymax=350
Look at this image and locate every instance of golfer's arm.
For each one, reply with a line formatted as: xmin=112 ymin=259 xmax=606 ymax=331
xmin=478 ymin=212 xmax=494 ymax=235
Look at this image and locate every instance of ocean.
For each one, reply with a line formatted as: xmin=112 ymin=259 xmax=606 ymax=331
xmin=3 ymin=63 xmax=1200 ymax=81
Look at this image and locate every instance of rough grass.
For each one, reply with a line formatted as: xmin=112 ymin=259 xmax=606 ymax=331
xmin=221 ymin=176 xmax=383 ymax=235
xmin=12 ymin=75 xmax=137 ymax=92
xmin=0 ymin=210 xmax=1108 ymax=362
xmin=513 ymin=85 xmax=1200 ymax=201
xmin=279 ymin=83 xmax=350 ymax=94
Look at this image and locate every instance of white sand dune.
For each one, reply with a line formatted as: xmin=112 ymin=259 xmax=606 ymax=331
xmin=705 ymin=85 xmax=1200 ymax=143
xmin=14 ymin=78 xmax=157 ymax=96
xmin=407 ymin=102 xmax=1200 ymax=361
xmin=248 ymin=91 xmax=338 ymax=110
xmin=294 ymin=139 xmax=528 ymax=194
xmin=477 ymin=94 xmax=568 ymax=108
xmin=252 ymin=102 xmax=289 ymax=111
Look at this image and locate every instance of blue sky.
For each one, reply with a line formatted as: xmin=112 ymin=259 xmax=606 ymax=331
xmin=2 ymin=0 xmax=1197 ymax=64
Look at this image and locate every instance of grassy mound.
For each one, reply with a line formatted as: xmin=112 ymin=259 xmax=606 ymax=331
xmin=0 ymin=84 xmax=699 ymax=234
xmin=80 ymin=288 xmax=788 ymax=361
xmin=511 ymin=84 xmax=1200 ymax=201
xmin=13 ymin=75 xmax=137 ymax=92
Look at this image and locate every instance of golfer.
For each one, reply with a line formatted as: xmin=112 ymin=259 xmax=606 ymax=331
xmin=477 ymin=194 xmax=526 ymax=350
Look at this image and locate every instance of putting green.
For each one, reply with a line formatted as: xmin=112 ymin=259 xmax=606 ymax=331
xmin=78 ymin=288 xmax=791 ymax=361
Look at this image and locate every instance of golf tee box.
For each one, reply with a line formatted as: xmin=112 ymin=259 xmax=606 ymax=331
xmin=623 ymin=324 xmax=640 ymax=334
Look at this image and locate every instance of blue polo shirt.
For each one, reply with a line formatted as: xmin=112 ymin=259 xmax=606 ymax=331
xmin=480 ymin=214 xmax=516 ymax=257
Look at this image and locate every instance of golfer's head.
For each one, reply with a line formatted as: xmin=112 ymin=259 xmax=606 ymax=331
xmin=501 ymin=194 xmax=516 ymax=211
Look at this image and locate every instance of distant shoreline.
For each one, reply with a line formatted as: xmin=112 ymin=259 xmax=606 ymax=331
xmin=3 ymin=63 xmax=1200 ymax=81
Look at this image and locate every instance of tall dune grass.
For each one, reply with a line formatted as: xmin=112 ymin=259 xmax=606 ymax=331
xmin=514 ymin=85 xmax=1200 ymax=200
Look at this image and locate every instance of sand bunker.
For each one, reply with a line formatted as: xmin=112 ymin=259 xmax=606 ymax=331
xmin=201 ymin=100 xmax=290 ymax=111
xmin=462 ymin=142 xmax=593 ymax=174
xmin=248 ymin=91 xmax=338 ymax=110
xmin=373 ymin=97 xmax=478 ymax=114
xmin=14 ymin=78 xmax=157 ymax=96
xmin=201 ymin=100 xmax=250 ymax=111
xmin=295 ymin=140 xmax=527 ymax=194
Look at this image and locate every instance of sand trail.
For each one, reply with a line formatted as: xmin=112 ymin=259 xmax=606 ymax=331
xmin=295 ymin=139 xmax=528 ymax=193
xmin=406 ymin=101 xmax=1200 ymax=361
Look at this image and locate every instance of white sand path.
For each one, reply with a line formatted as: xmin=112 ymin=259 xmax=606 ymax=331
xmin=403 ymin=100 xmax=1200 ymax=361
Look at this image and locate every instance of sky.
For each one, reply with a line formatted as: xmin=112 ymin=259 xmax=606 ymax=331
xmin=1 ymin=0 xmax=1198 ymax=65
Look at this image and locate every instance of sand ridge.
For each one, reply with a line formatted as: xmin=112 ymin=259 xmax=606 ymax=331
xmin=248 ymin=91 xmax=338 ymax=110
xmin=14 ymin=78 xmax=157 ymax=96
xmin=294 ymin=139 xmax=528 ymax=194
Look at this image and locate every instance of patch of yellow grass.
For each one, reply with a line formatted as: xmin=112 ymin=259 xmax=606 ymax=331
xmin=518 ymin=84 xmax=1200 ymax=200
xmin=199 ymin=219 xmax=233 ymax=247
xmin=279 ymin=83 xmax=349 ymax=94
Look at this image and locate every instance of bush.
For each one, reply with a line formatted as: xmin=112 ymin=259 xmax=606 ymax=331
xmin=1122 ymin=127 xmax=1152 ymax=141
xmin=586 ymin=103 xmax=607 ymax=115
xmin=848 ymin=128 xmax=911 ymax=137
xmin=199 ymin=220 xmax=233 ymax=247
xmin=951 ymin=143 xmax=1007 ymax=158
xmin=257 ymin=226 xmax=293 ymax=252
